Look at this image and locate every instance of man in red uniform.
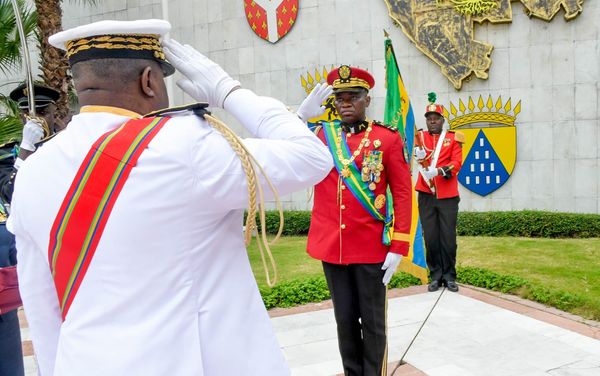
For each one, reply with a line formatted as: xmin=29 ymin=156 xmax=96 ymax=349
xmin=414 ymin=95 xmax=464 ymax=292
xmin=304 ymin=65 xmax=413 ymax=376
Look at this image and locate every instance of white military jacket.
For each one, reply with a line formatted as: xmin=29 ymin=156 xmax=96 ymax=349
xmin=8 ymin=89 xmax=332 ymax=376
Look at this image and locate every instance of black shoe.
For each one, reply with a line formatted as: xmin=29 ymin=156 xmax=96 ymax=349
xmin=428 ymin=280 xmax=440 ymax=292
xmin=446 ymin=281 xmax=459 ymax=292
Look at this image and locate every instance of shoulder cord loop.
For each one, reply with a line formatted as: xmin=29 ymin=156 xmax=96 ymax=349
xmin=204 ymin=113 xmax=283 ymax=288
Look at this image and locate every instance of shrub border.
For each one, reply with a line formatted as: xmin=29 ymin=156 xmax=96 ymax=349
xmin=248 ymin=210 xmax=600 ymax=238
xmin=261 ymin=268 xmax=597 ymax=321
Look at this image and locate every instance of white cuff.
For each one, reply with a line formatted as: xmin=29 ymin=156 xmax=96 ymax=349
xmin=20 ymin=141 xmax=36 ymax=152
xmin=14 ymin=157 xmax=24 ymax=170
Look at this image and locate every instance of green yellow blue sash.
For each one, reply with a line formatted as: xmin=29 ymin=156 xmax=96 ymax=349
xmin=322 ymin=121 xmax=394 ymax=245
xmin=48 ymin=116 xmax=169 ymax=320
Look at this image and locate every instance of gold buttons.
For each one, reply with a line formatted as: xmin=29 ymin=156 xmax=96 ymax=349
xmin=341 ymin=185 xmax=346 ymax=190
xmin=341 ymin=224 xmax=346 ymax=229
xmin=341 ymin=205 xmax=346 ymax=210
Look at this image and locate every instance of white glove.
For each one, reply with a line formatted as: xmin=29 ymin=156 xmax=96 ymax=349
xmin=296 ymin=83 xmax=333 ymax=123
xmin=163 ymin=39 xmax=241 ymax=108
xmin=422 ymin=166 xmax=439 ymax=180
xmin=414 ymin=147 xmax=426 ymax=160
xmin=20 ymin=118 xmax=45 ymax=151
xmin=382 ymin=252 xmax=402 ymax=286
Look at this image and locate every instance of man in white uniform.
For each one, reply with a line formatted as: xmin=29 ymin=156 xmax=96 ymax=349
xmin=8 ymin=20 xmax=332 ymax=376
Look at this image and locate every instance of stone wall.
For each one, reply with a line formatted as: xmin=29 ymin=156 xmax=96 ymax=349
xmin=4 ymin=0 xmax=599 ymax=212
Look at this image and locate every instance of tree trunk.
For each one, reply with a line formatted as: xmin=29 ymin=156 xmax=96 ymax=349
xmin=35 ymin=0 xmax=71 ymax=127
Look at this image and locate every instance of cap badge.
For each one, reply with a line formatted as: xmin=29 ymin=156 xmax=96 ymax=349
xmin=338 ymin=65 xmax=351 ymax=82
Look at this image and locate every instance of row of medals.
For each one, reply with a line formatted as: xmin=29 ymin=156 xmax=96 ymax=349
xmin=337 ymin=125 xmax=384 ymax=191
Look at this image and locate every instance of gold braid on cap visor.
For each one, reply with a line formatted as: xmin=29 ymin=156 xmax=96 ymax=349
xmin=332 ymin=78 xmax=371 ymax=91
xmin=65 ymin=34 xmax=166 ymax=61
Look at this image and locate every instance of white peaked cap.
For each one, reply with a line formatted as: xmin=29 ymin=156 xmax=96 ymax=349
xmin=48 ymin=19 xmax=174 ymax=76
xmin=49 ymin=19 xmax=171 ymax=50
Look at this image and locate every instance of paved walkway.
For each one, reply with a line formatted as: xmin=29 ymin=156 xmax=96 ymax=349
xmin=19 ymin=284 xmax=600 ymax=375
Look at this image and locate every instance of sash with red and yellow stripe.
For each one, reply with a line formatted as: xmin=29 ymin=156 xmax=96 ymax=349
xmin=48 ymin=116 xmax=169 ymax=320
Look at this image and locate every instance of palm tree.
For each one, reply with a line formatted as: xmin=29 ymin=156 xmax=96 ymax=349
xmin=0 ymin=0 xmax=37 ymax=146
xmin=35 ymin=0 xmax=96 ymax=123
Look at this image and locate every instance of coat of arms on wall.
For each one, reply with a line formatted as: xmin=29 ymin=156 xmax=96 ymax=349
xmin=446 ymin=95 xmax=521 ymax=195
xmin=244 ymin=0 xmax=299 ymax=43
xmin=383 ymin=0 xmax=584 ymax=89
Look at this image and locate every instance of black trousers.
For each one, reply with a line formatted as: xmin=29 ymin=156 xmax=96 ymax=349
xmin=0 ymin=224 xmax=24 ymax=376
xmin=418 ymin=193 xmax=460 ymax=283
xmin=322 ymin=262 xmax=387 ymax=376
xmin=0 ymin=311 xmax=24 ymax=376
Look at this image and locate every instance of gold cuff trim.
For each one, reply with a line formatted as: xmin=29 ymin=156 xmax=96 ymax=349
xmin=80 ymin=106 xmax=141 ymax=118
xmin=392 ymin=233 xmax=411 ymax=242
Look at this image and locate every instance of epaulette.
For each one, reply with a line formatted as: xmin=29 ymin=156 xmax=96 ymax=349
xmin=449 ymin=129 xmax=465 ymax=143
xmin=144 ymin=103 xmax=210 ymax=118
xmin=371 ymin=120 xmax=397 ymax=132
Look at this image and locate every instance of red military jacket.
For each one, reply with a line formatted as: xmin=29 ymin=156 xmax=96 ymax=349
xmin=307 ymin=120 xmax=413 ymax=265
xmin=414 ymin=129 xmax=463 ymax=199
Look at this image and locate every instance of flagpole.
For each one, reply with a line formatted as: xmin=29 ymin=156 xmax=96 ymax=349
xmin=383 ymin=30 xmax=411 ymax=162
xmin=384 ymin=29 xmax=402 ymax=82
xmin=383 ymin=30 xmax=441 ymax=374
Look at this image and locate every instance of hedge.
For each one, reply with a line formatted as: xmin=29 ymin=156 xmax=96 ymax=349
xmin=457 ymin=211 xmax=600 ymax=238
xmin=247 ymin=210 xmax=600 ymax=238
xmin=259 ymin=272 xmax=422 ymax=309
xmin=456 ymin=266 xmax=589 ymax=317
xmin=260 ymin=267 xmax=596 ymax=320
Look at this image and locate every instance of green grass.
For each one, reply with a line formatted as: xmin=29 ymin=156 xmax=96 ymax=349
xmin=458 ymin=236 xmax=600 ymax=319
xmin=247 ymin=236 xmax=322 ymax=288
xmin=247 ymin=236 xmax=600 ymax=320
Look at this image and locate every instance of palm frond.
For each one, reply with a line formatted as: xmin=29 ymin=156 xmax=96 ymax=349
xmin=0 ymin=0 xmax=38 ymax=75
xmin=0 ymin=94 xmax=22 ymax=147
xmin=0 ymin=115 xmax=22 ymax=147
xmin=0 ymin=93 xmax=20 ymax=117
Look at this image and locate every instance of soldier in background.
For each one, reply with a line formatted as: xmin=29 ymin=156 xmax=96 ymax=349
xmin=1 ymin=83 xmax=61 ymax=203
xmin=0 ymin=83 xmax=60 ymax=376
xmin=414 ymin=94 xmax=464 ymax=292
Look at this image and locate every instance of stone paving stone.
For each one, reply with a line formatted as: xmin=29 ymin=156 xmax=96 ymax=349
xmin=18 ymin=285 xmax=600 ymax=375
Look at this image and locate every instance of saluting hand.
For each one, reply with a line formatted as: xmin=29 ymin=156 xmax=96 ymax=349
xmin=296 ymin=83 xmax=333 ymax=123
xmin=163 ymin=39 xmax=241 ymax=108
